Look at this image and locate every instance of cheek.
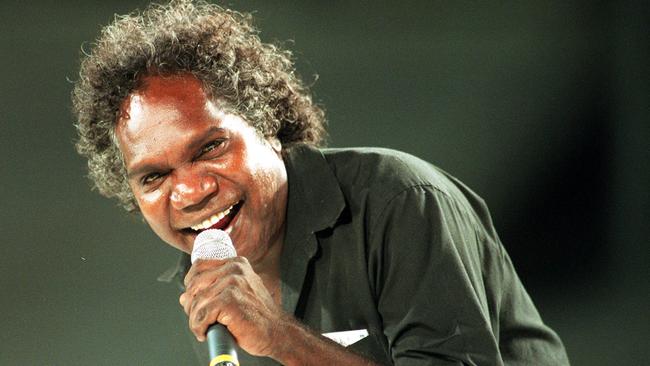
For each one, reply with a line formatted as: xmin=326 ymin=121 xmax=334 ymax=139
xmin=141 ymin=189 xmax=164 ymax=205
xmin=248 ymin=168 xmax=286 ymax=222
xmin=136 ymin=190 xmax=169 ymax=229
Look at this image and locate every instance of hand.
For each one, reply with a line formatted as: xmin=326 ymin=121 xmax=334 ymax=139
xmin=180 ymin=257 xmax=381 ymax=366
xmin=179 ymin=256 xmax=284 ymax=357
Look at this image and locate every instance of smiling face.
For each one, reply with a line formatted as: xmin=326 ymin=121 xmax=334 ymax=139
xmin=115 ymin=74 xmax=288 ymax=267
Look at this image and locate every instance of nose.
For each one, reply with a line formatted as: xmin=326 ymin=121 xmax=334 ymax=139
xmin=170 ymin=166 xmax=218 ymax=210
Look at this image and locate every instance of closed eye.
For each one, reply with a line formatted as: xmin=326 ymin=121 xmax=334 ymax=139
xmin=197 ymin=138 xmax=227 ymax=159
xmin=141 ymin=172 xmax=165 ymax=186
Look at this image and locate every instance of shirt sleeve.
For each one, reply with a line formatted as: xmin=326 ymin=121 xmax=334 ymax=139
xmin=368 ymin=185 xmax=569 ymax=366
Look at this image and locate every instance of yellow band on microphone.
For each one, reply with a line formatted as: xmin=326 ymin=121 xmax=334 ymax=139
xmin=209 ymin=354 xmax=239 ymax=366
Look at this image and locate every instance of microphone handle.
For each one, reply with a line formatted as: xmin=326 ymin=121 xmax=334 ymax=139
xmin=207 ymin=323 xmax=239 ymax=366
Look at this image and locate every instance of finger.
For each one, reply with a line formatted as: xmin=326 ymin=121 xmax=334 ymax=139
xmin=183 ymin=260 xmax=228 ymax=308
xmin=179 ymin=292 xmax=186 ymax=307
xmin=186 ymin=266 xmax=253 ymax=339
xmin=184 ymin=257 xmax=249 ymax=297
xmin=189 ymin=285 xmax=239 ymax=341
xmin=183 ymin=258 xmax=226 ymax=289
xmin=187 ymin=284 xmax=228 ymax=341
xmin=181 ymin=258 xmax=244 ymax=318
xmin=184 ymin=257 xmax=254 ymax=339
xmin=179 ymin=292 xmax=191 ymax=314
xmin=186 ymin=269 xmax=245 ymax=315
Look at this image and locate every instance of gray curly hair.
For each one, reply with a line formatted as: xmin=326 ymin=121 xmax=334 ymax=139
xmin=72 ymin=0 xmax=326 ymax=212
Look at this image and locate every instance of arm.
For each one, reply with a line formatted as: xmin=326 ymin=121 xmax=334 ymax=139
xmin=268 ymin=313 xmax=383 ymax=366
xmin=367 ymin=184 xmax=568 ymax=365
xmin=180 ymin=257 xmax=383 ymax=366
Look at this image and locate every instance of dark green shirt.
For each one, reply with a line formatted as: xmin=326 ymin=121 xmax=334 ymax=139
xmin=162 ymin=145 xmax=569 ymax=365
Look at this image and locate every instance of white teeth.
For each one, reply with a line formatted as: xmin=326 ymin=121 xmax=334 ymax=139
xmin=190 ymin=205 xmax=233 ymax=231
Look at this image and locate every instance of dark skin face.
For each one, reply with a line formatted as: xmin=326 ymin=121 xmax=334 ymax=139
xmin=115 ymin=74 xmax=288 ymax=272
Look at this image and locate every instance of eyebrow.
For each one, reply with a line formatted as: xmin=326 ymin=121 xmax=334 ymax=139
xmin=126 ymin=126 xmax=226 ymax=180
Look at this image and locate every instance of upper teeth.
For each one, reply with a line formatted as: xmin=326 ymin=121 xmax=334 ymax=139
xmin=190 ymin=205 xmax=233 ymax=231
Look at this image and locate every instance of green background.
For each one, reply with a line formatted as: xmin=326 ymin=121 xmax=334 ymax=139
xmin=1 ymin=1 xmax=647 ymax=364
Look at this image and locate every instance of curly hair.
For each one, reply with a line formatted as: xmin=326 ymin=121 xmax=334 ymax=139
xmin=72 ymin=0 xmax=326 ymax=212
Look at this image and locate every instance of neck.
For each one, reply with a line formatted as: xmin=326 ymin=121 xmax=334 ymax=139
xmin=252 ymin=231 xmax=284 ymax=305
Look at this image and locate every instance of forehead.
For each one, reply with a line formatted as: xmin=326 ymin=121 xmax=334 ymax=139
xmin=115 ymin=74 xmax=232 ymax=167
xmin=119 ymin=74 xmax=210 ymax=126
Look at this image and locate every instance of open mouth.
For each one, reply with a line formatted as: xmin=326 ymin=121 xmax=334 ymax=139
xmin=185 ymin=201 xmax=243 ymax=233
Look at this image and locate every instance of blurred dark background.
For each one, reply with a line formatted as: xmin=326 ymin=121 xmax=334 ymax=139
xmin=1 ymin=0 xmax=647 ymax=364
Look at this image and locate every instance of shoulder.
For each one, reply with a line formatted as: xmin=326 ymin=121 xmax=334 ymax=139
xmin=283 ymin=144 xmax=492 ymax=235
xmin=319 ymin=147 xmax=496 ymax=240
xmin=321 ymin=147 xmax=460 ymax=199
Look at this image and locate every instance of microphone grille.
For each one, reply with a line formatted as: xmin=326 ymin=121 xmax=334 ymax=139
xmin=191 ymin=229 xmax=237 ymax=264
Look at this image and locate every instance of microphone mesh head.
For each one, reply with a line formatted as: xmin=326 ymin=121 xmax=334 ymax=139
xmin=191 ymin=229 xmax=236 ymax=264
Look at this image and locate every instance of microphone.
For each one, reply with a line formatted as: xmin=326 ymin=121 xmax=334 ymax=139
xmin=191 ymin=229 xmax=240 ymax=366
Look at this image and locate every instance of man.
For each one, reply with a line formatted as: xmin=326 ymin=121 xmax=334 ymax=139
xmin=73 ymin=1 xmax=569 ymax=365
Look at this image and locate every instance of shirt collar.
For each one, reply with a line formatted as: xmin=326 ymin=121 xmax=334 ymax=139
xmin=282 ymin=144 xmax=346 ymax=234
xmin=280 ymin=144 xmax=346 ymax=314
